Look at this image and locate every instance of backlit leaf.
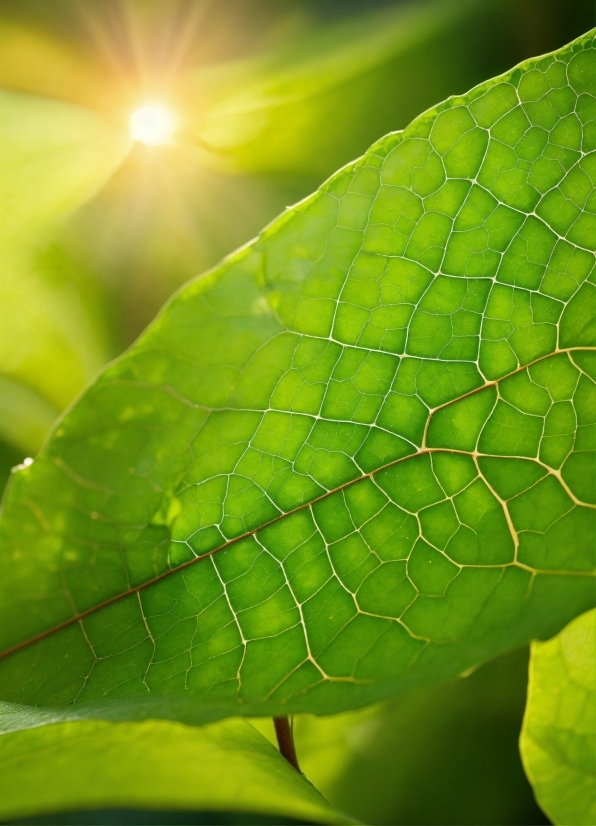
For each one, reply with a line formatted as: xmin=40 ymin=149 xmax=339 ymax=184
xmin=520 ymin=609 xmax=596 ymax=826
xmin=0 ymin=32 xmax=594 ymax=718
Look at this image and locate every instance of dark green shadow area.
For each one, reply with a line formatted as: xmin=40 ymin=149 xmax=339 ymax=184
xmin=295 ymin=648 xmax=552 ymax=826
xmin=0 ymin=441 xmax=22 ymax=499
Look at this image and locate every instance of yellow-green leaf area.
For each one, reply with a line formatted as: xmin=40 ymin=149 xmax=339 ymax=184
xmin=521 ymin=609 xmax=596 ymax=825
xmin=0 ymin=712 xmax=351 ymax=824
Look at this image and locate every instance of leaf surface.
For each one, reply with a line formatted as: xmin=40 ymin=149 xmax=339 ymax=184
xmin=0 ymin=709 xmax=350 ymax=824
xmin=521 ymin=608 xmax=596 ymax=826
xmin=0 ymin=32 xmax=594 ymax=716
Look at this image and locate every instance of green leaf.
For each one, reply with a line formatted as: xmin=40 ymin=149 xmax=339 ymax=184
xmin=0 ymin=90 xmax=130 ymax=448
xmin=520 ymin=608 xmax=596 ymax=825
xmin=0 ymin=32 xmax=594 ymax=717
xmin=0 ymin=708 xmax=350 ymax=824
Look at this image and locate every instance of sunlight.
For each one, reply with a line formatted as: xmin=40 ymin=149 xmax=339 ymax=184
xmin=130 ymin=103 xmax=176 ymax=145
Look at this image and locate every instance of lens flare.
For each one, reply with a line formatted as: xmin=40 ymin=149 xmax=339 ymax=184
xmin=130 ymin=103 xmax=176 ymax=145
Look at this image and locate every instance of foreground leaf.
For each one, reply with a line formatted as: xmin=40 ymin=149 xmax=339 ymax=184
xmin=521 ymin=609 xmax=596 ymax=825
xmin=0 ymin=32 xmax=594 ymax=716
xmin=0 ymin=90 xmax=129 ymax=449
xmin=0 ymin=711 xmax=349 ymax=824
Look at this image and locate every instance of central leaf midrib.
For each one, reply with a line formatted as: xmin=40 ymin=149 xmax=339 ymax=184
xmin=1 ymin=345 xmax=590 ymax=663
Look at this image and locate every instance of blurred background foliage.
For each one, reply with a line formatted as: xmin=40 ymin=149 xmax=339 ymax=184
xmin=259 ymin=649 xmax=549 ymax=825
xmin=0 ymin=1 xmax=593 ymax=823
xmin=0 ymin=0 xmax=593 ymax=469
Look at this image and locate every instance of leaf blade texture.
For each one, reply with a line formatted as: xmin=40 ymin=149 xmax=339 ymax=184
xmin=0 ymin=31 xmax=594 ymax=715
xmin=520 ymin=608 xmax=596 ymax=825
xmin=0 ymin=709 xmax=350 ymax=824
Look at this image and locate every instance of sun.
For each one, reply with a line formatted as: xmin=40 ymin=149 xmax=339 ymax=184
xmin=130 ymin=103 xmax=176 ymax=146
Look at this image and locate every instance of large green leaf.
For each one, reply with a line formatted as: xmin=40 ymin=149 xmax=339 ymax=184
xmin=0 ymin=90 xmax=130 ymax=450
xmin=0 ymin=32 xmax=594 ymax=717
xmin=0 ymin=709 xmax=350 ymax=824
xmin=520 ymin=608 xmax=596 ymax=825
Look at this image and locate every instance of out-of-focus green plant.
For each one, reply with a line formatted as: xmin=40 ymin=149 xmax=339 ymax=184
xmin=521 ymin=609 xmax=596 ymax=826
xmin=0 ymin=90 xmax=129 ymax=455
xmin=182 ymin=0 xmax=490 ymax=177
xmin=251 ymin=649 xmax=545 ymax=825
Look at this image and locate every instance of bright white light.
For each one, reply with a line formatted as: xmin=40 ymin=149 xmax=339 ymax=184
xmin=130 ymin=103 xmax=176 ymax=146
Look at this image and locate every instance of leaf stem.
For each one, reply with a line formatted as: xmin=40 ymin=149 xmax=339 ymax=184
xmin=273 ymin=716 xmax=301 ymax=773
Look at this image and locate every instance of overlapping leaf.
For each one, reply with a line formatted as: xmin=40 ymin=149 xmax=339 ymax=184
xmin=521 ymin=608 xmax=596 ymax=825
xmin=0 ymin=707 xmax=350 ymax=824
xmin=0 ymin=32 xmax=594 ymax=718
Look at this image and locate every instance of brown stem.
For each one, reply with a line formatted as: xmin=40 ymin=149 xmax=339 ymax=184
xmin=273 ymin=716 xmax=301 ymax=772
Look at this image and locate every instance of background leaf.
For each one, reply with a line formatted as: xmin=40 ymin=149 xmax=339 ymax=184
xmin=0 ymin=90 xmax=129 ymax=452
xmin=186 ymin=0 xmax=490 ymax=177
xmin=520 ymin=608 xmax=596 ymax=826
xmin=0 ymin=713 xmax=351 ymax=825
xmin=0 ymin=19 xmax=110 ymax=112
xmin=0 ymin=31 xmax=594 ymax=720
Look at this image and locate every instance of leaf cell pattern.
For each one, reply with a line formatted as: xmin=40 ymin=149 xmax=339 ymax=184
xmin=0 ymin=33 xmax=595 ymax=715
